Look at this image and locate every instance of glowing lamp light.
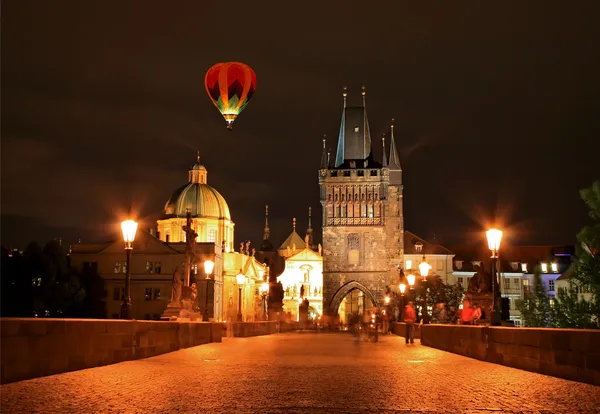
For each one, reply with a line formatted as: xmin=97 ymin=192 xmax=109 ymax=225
xmin=260 ymin=282 xmax=269 ymax=295
xmin=384 ymin=296 xmax=391 ymax=305
xmin=236 ymin=271 xmax=245 ymax=286
xmin=258 ymin=268 xmax=265 ymax=280
xmin=418 ymin=257 xmax=431 ymax=278
xmin=204 ymin=260 xmax=215 ymax=276
xmin=486 ymin=228 xmax=503 ymax=257
xmin=406 ymin=273 xmax=416 ymax=287
xmin=121 ymin=219 xmax=138 ymax=248
xmin=399 ymin=283 xmax=406 ymax=294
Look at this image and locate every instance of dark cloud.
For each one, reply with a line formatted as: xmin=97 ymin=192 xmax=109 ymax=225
xmin=2 ymin=1 xmax=600 ymax=249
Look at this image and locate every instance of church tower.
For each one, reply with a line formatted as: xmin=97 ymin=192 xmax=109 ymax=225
xmin=319 ymin=87 xmax=404 ymax=316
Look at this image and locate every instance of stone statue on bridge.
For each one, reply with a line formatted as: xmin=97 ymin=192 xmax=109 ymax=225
xmin=170 ymin=266 xmax=183 ymax=304
xmin=467 ymin=265 xmax=490 ymax=295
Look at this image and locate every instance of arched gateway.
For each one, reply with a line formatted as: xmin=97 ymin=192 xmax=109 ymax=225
xmin=329 ymin=281 xmax=377 ymax=316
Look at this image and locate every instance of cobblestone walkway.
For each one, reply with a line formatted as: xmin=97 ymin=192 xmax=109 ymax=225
xmin=2 ymin=333 xmax=599 ymax=413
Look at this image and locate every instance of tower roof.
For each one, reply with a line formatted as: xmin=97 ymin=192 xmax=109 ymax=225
xmin=278 ymin=218 xmax=306 ymax=251
xmin=334 ymin=87 xmax=372 ymax=168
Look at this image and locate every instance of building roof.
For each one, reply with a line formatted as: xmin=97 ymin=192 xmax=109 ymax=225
xmin=404 ymin=231 xmax=453 ymax=255
xmin=278 ymin=231 xmax=306 ymax=251
xmin=162 ymin=157 xmax=231 ymax=220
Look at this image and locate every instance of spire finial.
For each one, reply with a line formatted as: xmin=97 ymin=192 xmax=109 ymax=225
xmin=293 ymin=217 xmax=296 ymax=232
xmin=263 ymin=204 xmax=270 ymax=240
xmin=361 ymin=85 xmax=366 ymax=106
xmin=197 ymin=150 xmax=200 ymax=164
xmin=391 ymin=118 xmax=395 ymax=134
xmin=343 ymin=86 xmax=347 ymax=107
xmin=308 ymin=207 xmax=312 ymax=229
xmin=382 ymin=133 xmax=388 ymax=167
xmin=323 ymin=134 xmax=326 ymax=148
xmin=320 ymin=135 xmax=328 ymax=169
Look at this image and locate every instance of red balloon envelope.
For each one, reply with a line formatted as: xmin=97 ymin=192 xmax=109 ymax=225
xmin=204 ymin=62 xmax=257 ymax=130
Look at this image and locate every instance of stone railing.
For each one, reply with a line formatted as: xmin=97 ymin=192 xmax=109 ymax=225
xmin=225 ymin=321 xmax=300 ymax=337
xmin=420 ymin=324 xmax=600 ymax=386
xmin=390 ymin=322 xmax=421 ymax=339
xmin=1 ymin=318 xmax=223 ymax=384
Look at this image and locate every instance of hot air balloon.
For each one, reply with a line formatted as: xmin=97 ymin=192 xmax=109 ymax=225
xmin=204 ymin=62 xmax=257 ymax=130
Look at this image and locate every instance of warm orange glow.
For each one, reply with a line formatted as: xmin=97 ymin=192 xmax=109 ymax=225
xmin=384 ymin=296 xmax=390 ymax=304
xmin=486 ymin=228 xmax=503 ymax=256
xmin=418 ymin=257 xmax=431 ymax=278
xmin=399 ymin=283 xmax=406 ymax=294
xmin=260 ymin=282 xmax=269 ymax=294
xmin=204 ymin=260 xmax=215 ymax=276
xmin=121 ymin=219 xmax=138 ymax=247
xmin=407 ymin=273 xmax=416 ymax=286
xmin=236 ymin=271 xmax=245 ymax=285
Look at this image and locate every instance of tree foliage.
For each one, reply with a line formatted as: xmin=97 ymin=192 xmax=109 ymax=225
xmin=517 ymin=264 xmax=550 ymax=327
xmin=1 ymin=241 xmax=106 ymax=318
xmin=549 ymin=181 xmax=600 ymax=329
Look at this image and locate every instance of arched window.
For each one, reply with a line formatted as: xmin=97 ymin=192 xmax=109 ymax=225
xmin=347 ymin=233 xmax=360 ymax=265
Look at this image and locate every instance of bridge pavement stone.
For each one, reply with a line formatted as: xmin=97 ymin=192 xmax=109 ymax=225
xmin=1 ymin=333 xmax=599 ymax=413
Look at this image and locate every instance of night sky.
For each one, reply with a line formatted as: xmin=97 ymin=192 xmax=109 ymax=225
xmin=2 ymin=1 xmax=599 ymax=250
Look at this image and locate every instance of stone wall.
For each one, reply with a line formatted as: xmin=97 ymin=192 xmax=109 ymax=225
xmin=1 ymin=318 xmax=223 ymax=384
xmin=232 ymin=321 xmax=277 ymax=337
xmin=421 ymin=324 xmax=600 ymax=386
xmin=390 ymin=322 xmax=421 ymax=339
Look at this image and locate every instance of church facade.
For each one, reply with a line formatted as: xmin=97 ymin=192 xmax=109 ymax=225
xmin=319 ymin=88 xmax=404 ymax=316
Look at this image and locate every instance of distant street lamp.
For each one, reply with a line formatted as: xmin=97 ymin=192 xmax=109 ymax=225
xmin=419 ymin=256 xmax=431 ymax=324
xmin=406 ymin=272 xmax=416 ymax=320
xmin=236 ymin=271 xmax=245 ymax=322
xmin=399 ymin=283 xmax=406 ymax=321
xmin=202 ymin=259 xmax=215 ymax=321
xmin=486 ymin=228 xmax=503 ymax=325
xmin=260 ymin=282 xmax=269 ymax=320
xmin=120 ymin=219 xmax=138 ymax=319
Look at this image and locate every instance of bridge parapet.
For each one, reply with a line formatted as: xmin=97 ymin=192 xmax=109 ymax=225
xmin=420 ymin=324 xmax=600 ymax=386
xmin=1 ymin=318 xmax=223 ymax=384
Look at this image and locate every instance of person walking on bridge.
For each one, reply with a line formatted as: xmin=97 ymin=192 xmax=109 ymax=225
xmin=403 ymin=301 xmax=416 ymax=345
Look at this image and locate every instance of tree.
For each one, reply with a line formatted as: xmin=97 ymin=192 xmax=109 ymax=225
xmin=549 ymin=284 xmax=600 ymax=329
xmin=548 ymin=181 xmax=600 ymax=328
xmin=517 ymin=264 xmax=549 ymax=327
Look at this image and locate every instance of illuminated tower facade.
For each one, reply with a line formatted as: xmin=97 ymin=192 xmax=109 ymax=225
xmin=319 ymin=87 xmax=404 ymax=315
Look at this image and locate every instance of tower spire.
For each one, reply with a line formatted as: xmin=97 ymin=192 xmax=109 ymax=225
xmin=382 ymin=133 xmax=388 ymax=167
xmin=196 ymin=150 xmax=200 ymax=164
xmin=263 ymin=204 xmax=270 ymax=240
xmin=343 ymin=86 xmax=347 ymax=108
xmin=388 ymin=118 xmax=402 ymax=170
xmin=320 ymin=135 xmax=328 ymax=169
xmin=307 ymin=207 xmax=313 ymax=233
xmin=307 ymin=207 xmax=314 ymax=250
xmin=361 ymin=85 xmax=366 ymax=107
xmin=293 ymin=217 xmax=296 ymax=232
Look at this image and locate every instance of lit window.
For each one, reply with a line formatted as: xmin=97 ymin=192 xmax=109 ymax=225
xmin=550 ymin=298 xmax=555 ymax=308
xmin=354 ymin=126 xmax=359 ymax=132
xmin=513 ymin=278 xmax=520 ymax=287
xmin=521 ymin=263 xmax=527 ymax=272
xmin=504 ymin=279 xmax=510 ymax=290
xmin=208 ymin=229 xmax=217 ymax=243
xmin=145 ymin=261 xmax=154 ymax=273
xmin=551 ymin=263 xmax=558 ymax=272
xmin=114 ymin=262 xmax=122 ymax=273
xmin=154 ymin=289 xmax=161 ymax=300
xmin=155 ymin=262 xmax=162 ymax=273
xmin=523 ymin=280 xmax=529 ymax=286
xmin=406 ymin=259 xmax=412 ymax=270
xmin=455 ymin=260 xmax=463 ymax=270
xmin=541 ymin=263 xmax=548 ymax=273
xmin=510 ymin=262 xmax=518 ymax=271
xmin=415 ymin=242 xmax=423 ymax=253
xmin=145 ymin=288 xmax=152 ymax=301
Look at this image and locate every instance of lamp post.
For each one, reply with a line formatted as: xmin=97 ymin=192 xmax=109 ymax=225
xmin=260 ymin=282 xmax=269 ymax=320
xmin=120 ymin=219 xmax=138 ymax=319
xmin=399 ymin=282 xmax=406 ymax=320
xmin=418 ymin=256 xmax=431 ymax=324
xmin=202 ymin=260 xmax=215 ymax=321
xmin=236 ymin=271 xmax=245 ymax=322
xmin=406 ymin=272 xmax=416 ymax=319
xmin=486 ymin=228 xmax=503 ymax=325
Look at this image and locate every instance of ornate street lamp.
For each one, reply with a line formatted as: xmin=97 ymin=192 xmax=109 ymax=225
xmin=236 ymin=271 xmax=245 ymax=322
xmin=419 ymin=256 xmax=431 ymax=324
xmin=398 ymin=282 xmax=407 ymax=321
xmin=260 ymin=282 xmax=269 ymax=321
xmin=204 ymin=260 xmax=215 ymax=279
xmin=486 ymin=228 xmax=503 ymax=325
xmin=120 ymin=219 xmax=138 ymax=319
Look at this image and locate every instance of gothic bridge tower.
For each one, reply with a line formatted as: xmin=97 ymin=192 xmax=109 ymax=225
xmin=319 ymin=87 xmax=404 ymax=317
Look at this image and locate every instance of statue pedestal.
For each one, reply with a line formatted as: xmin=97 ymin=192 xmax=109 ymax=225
xmin=161 ymin=302 xmax=182 ymax=321
xmin=465 ymin=293 xmax=494 ymax=323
